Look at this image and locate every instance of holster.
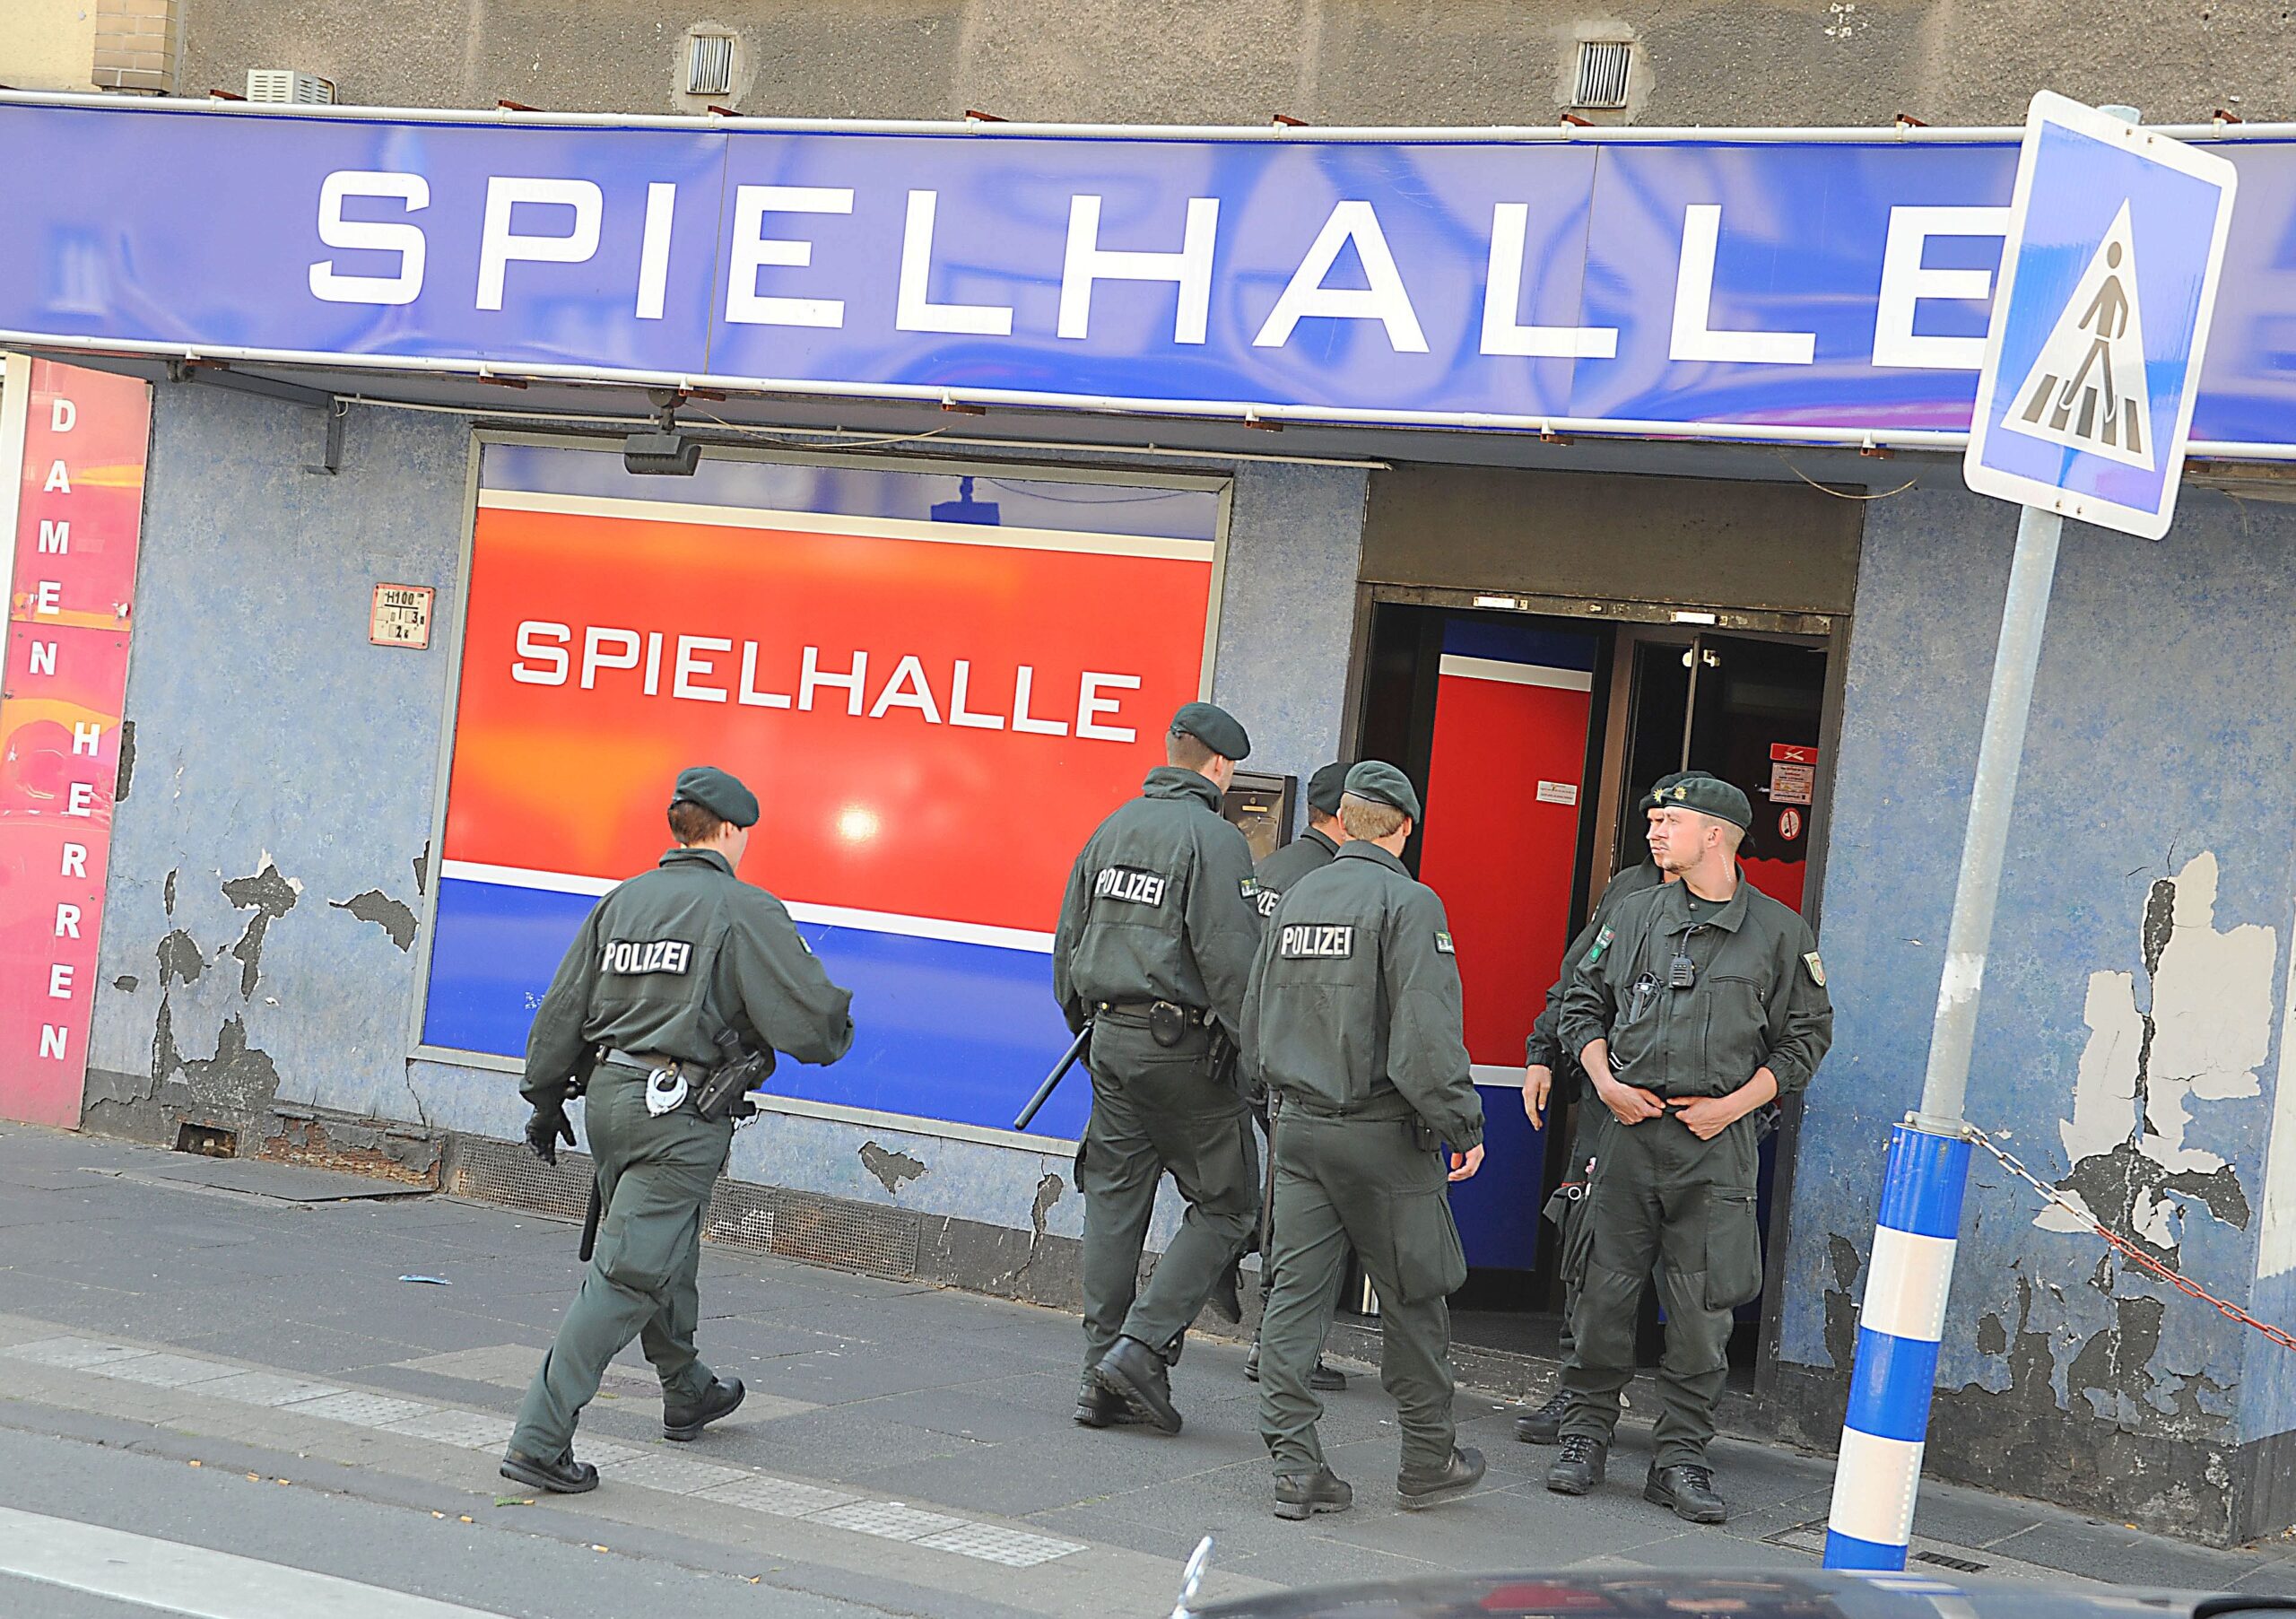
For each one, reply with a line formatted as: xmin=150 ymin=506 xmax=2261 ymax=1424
xmin=693 ymin=1026 xmax=774 ymax=1123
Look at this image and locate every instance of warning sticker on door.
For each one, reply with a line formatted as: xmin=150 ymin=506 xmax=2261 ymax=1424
xmin=1769 ymin=762 xmax=1814 ymax=805
xmin=1536 ymin=780 xmax=1579 ymax=806
xmin=2003 ymin=200 xmax=2154 ymax=469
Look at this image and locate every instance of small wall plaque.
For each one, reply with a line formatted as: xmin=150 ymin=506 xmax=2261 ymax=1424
xmin=370 ymin=583 xmax=434 ymax=649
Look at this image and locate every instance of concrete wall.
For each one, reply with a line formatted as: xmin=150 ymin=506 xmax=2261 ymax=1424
xmin=165 ymin=0 xmax=2296 ymax=128
xmin=1775 ymin=481 xmax=2296 ymax=1542
xmin=83 ymin=385 xmax=1364 ymax=1232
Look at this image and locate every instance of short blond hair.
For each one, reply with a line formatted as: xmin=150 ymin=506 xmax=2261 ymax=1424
xmin=1339 ymin=793 xmax=1409 ymax=840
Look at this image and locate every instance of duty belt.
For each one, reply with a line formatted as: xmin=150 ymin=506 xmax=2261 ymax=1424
xmin=600 ymin=1046 xmax=684 ymax=1077
xmin=1094 ymin=999 xmax=1210 ymax=1024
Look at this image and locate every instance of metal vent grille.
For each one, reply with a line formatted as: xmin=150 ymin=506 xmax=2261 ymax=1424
xmin=448 ymin=1136 xmax=594 ymax=1222
xmin=246 ymin=68 xmax=336 ymax=104
xmin=445 ymin=1134 xmax=920 ymax=1280
xmin=766 ymin=1191 xmax=921 ymax=1278
xmin=702 ymin=1179 xmax=777 ymax=1256
xmin=686 ymin=35 xmax=734 ymax=97
xmin=1573 ymin=40 xmax=1632 ymax=109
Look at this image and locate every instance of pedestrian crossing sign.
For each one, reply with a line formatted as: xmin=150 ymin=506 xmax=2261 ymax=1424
xmin=1964 ymin=92 xmax=2238 ymax=540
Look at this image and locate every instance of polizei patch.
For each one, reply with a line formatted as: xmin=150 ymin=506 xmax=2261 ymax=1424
xmin=600 ymin=938 xmax=694 ymax=975
xmin=1280 ymin=923 xmax=1355 ymax=960
xmin=1094 ymin=866 xmax=1168 ymax=906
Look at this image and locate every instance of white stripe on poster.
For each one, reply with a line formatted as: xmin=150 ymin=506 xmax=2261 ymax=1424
xmin=1436 ymin=654 xmax=1594 ymax=692
xmin=439 ymin=860 xmax=1056 ymax=954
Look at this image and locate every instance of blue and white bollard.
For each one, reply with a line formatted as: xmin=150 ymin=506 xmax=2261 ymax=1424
xmin=1822 ymin=1120 xmax=1972 ymax=1571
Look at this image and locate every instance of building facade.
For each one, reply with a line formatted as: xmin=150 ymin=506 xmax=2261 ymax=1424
xmin=6 ymin=2 xmax=2296 ymax=1550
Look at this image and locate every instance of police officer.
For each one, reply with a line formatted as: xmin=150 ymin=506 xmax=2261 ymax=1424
xmin=1055 ymin=702 xmax=1265 ymax=1434
xmin=1513 ymin=770 xmax=1690 ymax=1445
xmin=1546 ymin=775 xmax=1831 ymax=1524
xmin=1242 ymin=762 xmax=1488 ymax=1519
xmin=1250 ymin=761 xmax=1351 ymax=917
xmin=1239 ymin=759 xmax=1352 ymax=1393
xmin=501 ymin=766 xmax=855 ymax=1494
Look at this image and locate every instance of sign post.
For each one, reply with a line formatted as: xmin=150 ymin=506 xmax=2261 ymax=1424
xmin=1822 ymin=94 xmax=2238 ymax=1571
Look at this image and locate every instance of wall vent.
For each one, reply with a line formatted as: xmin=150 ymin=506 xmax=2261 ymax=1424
xmin=246 ymin=69 xmax=337 ymax=104
xmin=1572 ymin=39 xmax=1633 ymax=109
xmin=686 ymin=34 xmax=735 ymax=98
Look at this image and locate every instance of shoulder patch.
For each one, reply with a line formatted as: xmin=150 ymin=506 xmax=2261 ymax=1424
xmin=1279 ymin=923 xmax=1355 ymax=960
xmin=1094 ymin=866 xmax=1169 ymax=907
xmin=1804 ymin=950 xmax=1826 ymax=988
xmin=1581 ymin=925 xmax=1614 ymax=971
xmin=1434 ymin=931 xmax=1455 ymax=954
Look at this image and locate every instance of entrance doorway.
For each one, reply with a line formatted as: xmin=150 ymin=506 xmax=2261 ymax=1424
xmin=1352 ymin=596 xmax=1836 ymax=1377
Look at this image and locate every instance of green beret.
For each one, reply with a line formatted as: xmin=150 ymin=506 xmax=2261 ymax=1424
xmin=1637 ymin=770 xmax=1690 ymax=815
xmin=1650 ymin=772 xmax=1752 ymax=830
xmin=670 ymin=765 xmax=760 ymax=829
xmin=1344 ymin=760 xmax=1422 ymax=822
xmin=1170 ymin=701 xmax=1251 ymax=762
xmin=1305 ymin=761 xmax=1349 ymax=817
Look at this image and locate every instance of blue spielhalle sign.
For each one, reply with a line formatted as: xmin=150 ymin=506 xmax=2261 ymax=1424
xmin=1964 ymin=93 xmax=2239 ymax=538
xmin=2 ymin=92 xmax=2292 ymax=454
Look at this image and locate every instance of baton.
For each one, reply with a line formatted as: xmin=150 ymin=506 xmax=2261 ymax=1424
xmin=1013 ymin=1022 xmax=1092 ymax=1133
xmin=578 ymin=1174 xmax=603 ymax=1263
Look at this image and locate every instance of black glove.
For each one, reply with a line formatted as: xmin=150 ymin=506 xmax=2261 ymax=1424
xmin=524 ymin=1101 xmax=577 ymax=1167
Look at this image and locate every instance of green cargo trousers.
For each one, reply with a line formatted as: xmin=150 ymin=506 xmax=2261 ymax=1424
xmin=1550 ymin=1104 xmax=1611 ymax=1362
xmin=1077 ymin=1017 xmax=1260 ymax=1371
xmin=1258 ymin=1110 xmax=1467 ymax=1478
xmin=511 ymin=1065 xmax=734 ymax=1459
xmin=1559 ymin=1110 xmax=1762 ymax=1468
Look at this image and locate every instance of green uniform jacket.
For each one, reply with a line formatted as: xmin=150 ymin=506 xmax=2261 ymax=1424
xmin=1240 ymin=842 xmax=1486 ymax=1151
xmin=1250 ymin=824 xmax=1340 ymax=920
xmin=1525 ymin=859 xmax=1664 ymax=1070
xmin=1053 ymin=767 xmax=1264 ymax=1038
xmin=522 ymin=848 xmax=856 ymax=1107
xmin=1558 ymin=877 xmax=1831 ymax=1101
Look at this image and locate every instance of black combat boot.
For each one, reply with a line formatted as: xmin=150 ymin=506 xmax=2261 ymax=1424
xmin=1273 ymin=1466 xmax=1353 ymax=1520
xmin=1092 ymin=1336 xmax=1183 ymax=1433
xmin=1513 ymin=1389 xmax=1570 ymax=1445
xmin=1246 ymin=1341 xmax=1348 ymax=1389
xmin=1396 ymin=1445 xmax=1485 ymax=1510
xmin=499 ymin=1448 xmax=599 ymax=1494
xmin=1074 ymin=1371 xmax=1146 ymax=1428
xmin=1645 ymin=1461 xmax=1727 ymax=1524
xmin=662 ymin=1375 xmax=744 ymax=1441
xmin=1545 ymin=1433 xmax=1607 ymax=1494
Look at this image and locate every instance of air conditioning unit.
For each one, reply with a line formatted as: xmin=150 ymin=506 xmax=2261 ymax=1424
xmin=245 ymin=69 xmax=336 ymax=105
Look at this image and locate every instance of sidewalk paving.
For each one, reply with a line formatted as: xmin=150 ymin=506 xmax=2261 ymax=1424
xmin=3 ymin=1122 xmax=2292 ymax=1609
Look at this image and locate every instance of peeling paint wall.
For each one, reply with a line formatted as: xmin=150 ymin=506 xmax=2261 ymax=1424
xmin=84 ymin=386 xmax=467 ymax=1137
xmin=1778 ymin=480 xmax=2296 ymax=1540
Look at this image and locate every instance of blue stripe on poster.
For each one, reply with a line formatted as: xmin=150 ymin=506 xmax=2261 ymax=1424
xmin=1439 ymin=616 xmax=1601 ymax=670
xmin=422 ymin=875 xmax=1088 ymax=1138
